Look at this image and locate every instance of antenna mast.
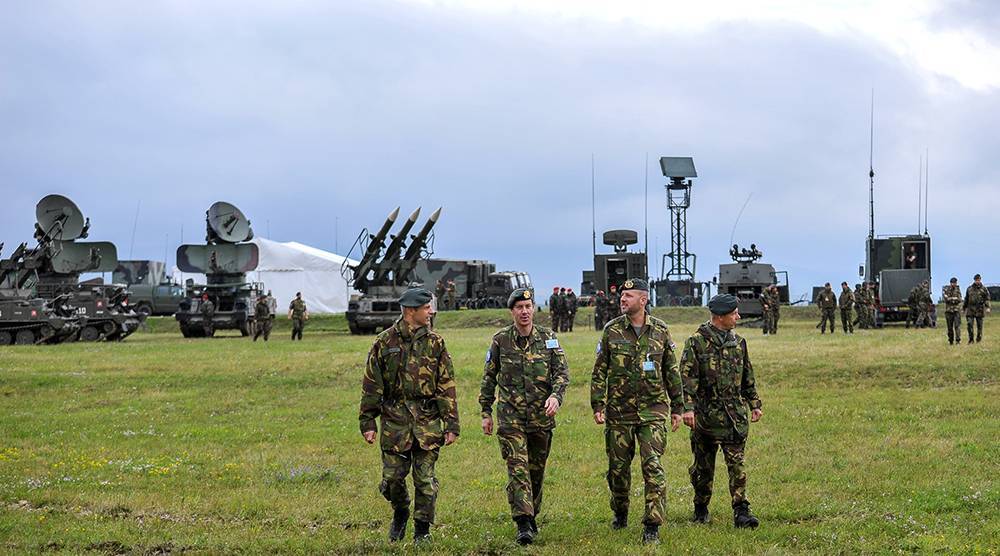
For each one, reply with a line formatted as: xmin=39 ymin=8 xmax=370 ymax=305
xmin=924 ymin=149 xmax=929 ymax=235
xmin=868 ymin=89 xmax=875 ymax=242
xmin=644 ymin=152 xmax=649 ymax=282
xmin=591 ymin=154 xmax=596 ymax=260
xmin=918 ymin=154 xmax=923 ymax=233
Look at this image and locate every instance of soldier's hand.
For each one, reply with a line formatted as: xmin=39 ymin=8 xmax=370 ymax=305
xmin=751 ymin=408 xmax=763 ymax=422
xmin=362 ymin=430 xmax=376 ymax=444
xmin=544 ymin=397 xmax=560 ymax=417
xmin=593 ymin=411 xmax=605 ymax=425
xmin=481 ymin=416 xmax=493 ymax=436
xmin=444 ymin=432 xmax=458 ymax=446
xmin=682 ymin=411 xmax=695 ymax=428
xmin=670 ymin=413 xmax=682 ymax=432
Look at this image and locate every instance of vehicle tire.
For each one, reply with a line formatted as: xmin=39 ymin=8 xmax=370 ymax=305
xmin=348 ymin=321 xmax=361 ymax=335
xmin=136 ymin=303 xmax=153 ymax=317
xmin=239 ymin=321 xmax=251 ymax=337
xmin=80 ymin=326 xmax=101 ymax=342
xmin=15 ymin=329 xmax=35 ymax=345
xmin=180 ymin=324 xmax=192 ymax=338
xmin=0 ymin=331 xmax=12 ymax=345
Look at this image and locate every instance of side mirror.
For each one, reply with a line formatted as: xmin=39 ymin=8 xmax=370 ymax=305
xmin=858 ymin=265 xmax=864 ymax=278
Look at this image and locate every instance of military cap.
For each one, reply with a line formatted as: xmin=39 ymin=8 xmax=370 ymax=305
xmin=708 ymin=293 xmax=739 ymax=315
xmin=553 ymin=287 xmax=559 ymax=292
xmin=507 ymin=287 xmax=534 ymax=308
xmin=398 ymin=287 xmax=433 ymax=308
xmin=950 ymin=277 xmax=958 ymax=283
xmin=974 ymin=274 xmax=981 ymax=280
xmin=619 ymin=278 xmax=648 ymax=292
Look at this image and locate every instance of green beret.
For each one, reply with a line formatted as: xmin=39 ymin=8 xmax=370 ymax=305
xmin=399 ymin=287 xmax=433 ymax=308
xmin=619 ymin=278 xmax=648 ymax=292
xmin=708 ymin=294 xmax=739 ymax=315
xmin=507 ymin=287 xmax=534 ymax=308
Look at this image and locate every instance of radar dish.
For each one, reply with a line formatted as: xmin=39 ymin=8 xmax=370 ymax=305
xmin=207 ymin=201 xmax=253 ymax=243
xmin=36 ymin=194 xmax=86 ymax=240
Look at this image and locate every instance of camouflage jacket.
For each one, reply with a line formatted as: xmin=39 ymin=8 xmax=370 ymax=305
xmin=594 ymin=296 xmax=607 ymax=318
xmin=359 ymin=318 xmax=460 ymax=451
xmin=858 ymin=288 xmax=873 ymax=306
xmin=548 ymin=294 xmax=562 ymax=312
xmin=289 ymin=298 xmax=307 ymax=319
xmin=254 ymin=300 xmax=270 ymax=319
xmin=679 ymin=322 xmax=762 ymax=443
xmin=200 ymin=300 xmax=215 ymax=317
xmin=758 ymin=290 xmax=771 ymax=311
xmin=817 ymin=290 xmax=837 ymax=309
xmin=591 ymin=314 xmax=686 ymax=424
xmin=566 ymin=293 xmax=578 ymax=313
xmin=838 ymin=290 xmax=855 ymax=309
xmin=964 ymin=283 xmax=991 ymax=317
xmin=479 ymin=325 xmax=569 ymax=432
xmin=942 ymin=284 xmax=963 ymax=313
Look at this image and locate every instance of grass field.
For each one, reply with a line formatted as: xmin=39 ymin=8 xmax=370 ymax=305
xmin=1 ymin=307 xmax=997 ymax=554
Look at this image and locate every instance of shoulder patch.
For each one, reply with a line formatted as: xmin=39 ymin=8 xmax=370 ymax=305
xmin=485 ymin=349 xmax=492 ymax=363
xmin=596 ymin=341 xmax=602 ymax=355
xmin=545 ymin=338 xmax=559 ymax=350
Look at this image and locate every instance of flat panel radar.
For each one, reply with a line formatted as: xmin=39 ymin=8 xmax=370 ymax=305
xmin=659 ymin=157 xmax=698 ymax=180
xmin=207 ymin=201 xmax=253 ymax=244
xmin=36 ymin=194 xmax=87 ymax=240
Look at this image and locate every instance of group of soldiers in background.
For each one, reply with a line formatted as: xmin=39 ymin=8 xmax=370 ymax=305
xmin=905 ymin=280 xmax=935 ymax=329
xmin=547 ymin=287 xmax=578 ymax=332
xmin=252 ymin=289 xmax=278 ymax=341
xmin=759 ymin=284 xmax=780 ymax=334
xmin=434 ymin=279 xmax=458 ymax=311
xmin=944 ymin=274 xmax=991 ymax=344
xmin=593 ymin=284 xmax=622 ymax=330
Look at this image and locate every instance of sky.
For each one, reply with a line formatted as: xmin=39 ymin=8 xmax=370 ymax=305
xmin=1 ymin=0 xmax=998 ymax=302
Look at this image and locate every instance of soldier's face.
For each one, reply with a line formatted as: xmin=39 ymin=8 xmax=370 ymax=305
xmin=407 ymin=303 xmax=434 ymax=327
xmin=510 ymin=300 xmax=534 ymax=328
xmin=717 ymin=308 xmax=740 ymax=330
xmin=975 ymin=278 xmax=982 ymax=285
xmin=620 ymin=290 xmax=646 ymax=315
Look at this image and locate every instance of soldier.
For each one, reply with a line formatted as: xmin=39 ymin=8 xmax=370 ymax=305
xmin=266 ymin=290 xmax=277 ymax=318
xmin=556 ymin=288 xmax=567 ymax=332
xmin=839 ymin=282 xmax=855 ymax=334
xmin=942 ymin=277 xmax=963 ymax=345
xmin=915 ymin=280 xmax=932 ymax=328
xmin=288 ymin=292 xmax=308 ymax=341
xmin=852 ymin=284 xmax=865 ymax=329
xmin=816 ymin=283 xmax=837 ymax=334
xmin=199 ymin=293 xmax=215 ymax=337
xmin=767 ymin=285 xmax=780 ymax=335
xmin=594 ymin=290 xmax=607 ymax=330
xmin=480 ymin=287 xmax=569 ymax=545
xmin=445 ymin=280 xmax=457 ymax=311
xmin=591 ymin=279 xmax=685 ymax=545
xmin=548 ymin=287 xmax=561 ymax=332
xmin=565 ymin=288 xmax=578 ymax=332
xmin=435 ymin=279 xmax=446 ymax=307
xmin=759 ymin=288 xmax=772 ymax=335
xmin=905 ymin=284 xmax=921 ymax=329
xmin=609 ymin=285 xmax=621 ymax=319
xmin=253 ymin=294 xmax=271 ymax=342
xmin=359 ymin=288 xmax=460 ymax=543
xmin=963 ymin=274 xmax=991 ymax=343
xmin=680 ymin=294 xmax=762 ymax=529
xmin=865 ymin=282 xmax=878 ymax=328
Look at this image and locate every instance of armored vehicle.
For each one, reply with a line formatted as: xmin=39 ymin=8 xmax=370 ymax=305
xmin=0 ymin=291 xmax=82 ymax=345
xmin=113 ymin=260 xmax=185 ymax=316
xmin=863 ymin=234 xmax=931 ymax=325
xmin=581 ymin=230 xmax=648 ymax=298
xmin=411 ymin=258 xmax=531 ymax=309
xmin=175 ymin=202 xmax=264 ymax=337
xmin=716 ymin=244 xmax=788 ymax=319
xmin=343 ymin=207 xmax=440 ymax=334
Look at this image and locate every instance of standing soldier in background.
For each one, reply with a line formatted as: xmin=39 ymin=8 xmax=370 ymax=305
xmin=253 ymin=294 xmax=272 ymax=342
xmin=855 ymin=284 xmax=871 ymax=329
xmin=266 ymin=289 xmax=277 ymax=319
xmin=480 ymin=288 xmax=569 ymax=545
xmin=435 ymin=280 xmax=446 ymax=307
xmin=865 ymin=282 xmax=878 ymax=328
xmin=839 ymin=282 xmax=855 ymax=334
xmin=548 ymin=287 xmax=562 ymax=332
xmin=963 ymin=274 xmax=991 ymax=343
xmin=764 ymin=284 xmax=780 ymax=335
xmin=359 ymin=288 xmax=460 ymax=543
xmin=591 ymin=279 xmax=685 ymax=545
xmin=759 ymin=288 xmax=772 ymax=335
xmin=916 ymin=280 xmax=933 ymax=328
xmin=199 ymin=293 xmax=215 ymax=337
xmin=942 ymin=277 xmax=963 ymax=345
xmin=852 ymin=284 xmax=865 ymax=329
xmin=288 ymin=292 xmax=308 ymax=341
xmin=609 ymin=285 xmax=621 ymax=319
xmin=905 ymin=283 xmax=922 ymax=329
xmin=445 ymin=280 xmax=457 ymax=311
xmin=557 ymin=288 xmax=568 ymax=332
xmin=565 ymin=288 xmax=578 ymax=332
xmin=594 ymin=290 xmax=607 ymax=330
xmin=680 ymin=294 xmax=763 ymax=529
xmin=816 ymin=283 xmax=837 ymax=334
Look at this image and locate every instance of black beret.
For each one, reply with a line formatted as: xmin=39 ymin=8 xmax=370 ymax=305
xmin=708 ymin=294 xmax=739 ymax=315
xmin=619 ymin=278 xmax=649 ymax=292
xmin=950 ymin=277 xmax=958 ymax=283
xmin=507 ymin=287 xmax=534 ymax=308
xmin=399 ymin=287 xmax=433 ymax=308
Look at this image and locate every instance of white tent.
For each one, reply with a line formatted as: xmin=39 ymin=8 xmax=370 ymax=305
xmin=172 ymin=238 xmax=359 ymax=314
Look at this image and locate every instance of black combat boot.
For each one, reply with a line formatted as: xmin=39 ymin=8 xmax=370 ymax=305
xmin=733 ymin=501 xmax=759 ymax=529
xmin=388 ymin=507 xmax=409 ymax=542
xmin=413 ymin=520 xmax=431 ymax=543
xmin=641 ymin=524 xmax=659 ymax=544
xmin=692 ymin=503 xmax=710 ymax=524
xmin=514 ymin=515 xmax=535 ymax=545
xmin=529 ymin=514 xmax=539 ymax=534
xmin=611 ymin=511 xmax=628 ymax=530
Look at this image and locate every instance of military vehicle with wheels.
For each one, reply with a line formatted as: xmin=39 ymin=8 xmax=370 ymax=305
xmin=175 ymin=202 xmax=263 ymax=338
xmin=113 ymin=260 xmax=186 ymax=316
xmin=410 ymin=258 xmax=531 ymax=310
xmin=0 ymin=291 xmax=82 ymax=345
xmin=343 ymin=207 xmax=440 ymax=334
xmin=716 ymin=243 xmax=789 ymax=319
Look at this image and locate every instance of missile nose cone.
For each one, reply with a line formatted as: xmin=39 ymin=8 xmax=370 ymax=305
xmin=407 ymin=207 xmax=421 ymax=222
xmin=387 ymin=207 xmax=400 ymax=221
xmin=429 ymin=207 xmax=442 ymax=222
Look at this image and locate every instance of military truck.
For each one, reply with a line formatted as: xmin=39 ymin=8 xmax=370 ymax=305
xmin=174 ymin=202 xmax=264 ymax=337
xmin=581 ymin=230 xmax=648 ymax=299
xmin=411 ymin=258 xmax=531 ymax=309
xmin=716 ymin=243 xmax=789 ymax=319
xmin=863 ymin=234 xmax=931 ymax=326
xmin=0 ymin=290 xmax=82 ymax=345
xmin=343 ymin=207 xmax=440 ymax=334
xmin=113 ymin=260 xmax=186 ymax=316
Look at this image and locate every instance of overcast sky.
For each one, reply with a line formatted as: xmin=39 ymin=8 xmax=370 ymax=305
xmin=2 ymin=0 xmax=997 ymax=301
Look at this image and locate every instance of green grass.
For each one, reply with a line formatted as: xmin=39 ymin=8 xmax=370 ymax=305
xmin=1 ymin=308 xmax=997 ymax=554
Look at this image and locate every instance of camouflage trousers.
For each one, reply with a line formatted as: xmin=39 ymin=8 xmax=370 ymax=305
xmin=770 ymin=310 xmax=779 ymax=334
xmin=945 ymin=312 xmax=962 ymax=343
xmin=253 ymin=318 xmax=272 ymax=341
xmin=497 ymin=429 xmax=553 ymax=518
xmin=818 ymin=308 xmax=836 ymax=332
xmin=380 ymin=446 xmax=440 ymax=523
xmin=967 ymin=315 xmax=984 ymax=342
xmin=855 ymin=305 xmax=868 ymax=328
xmin=291 ymin=317 xmax=305 ymax=340
xmin=841 ymin=308 xmax=854 ymax=333
xmin=567 ymin=312 xmax=576 ymax=332
xmin=605 ymin=422 xmax=667 ymax=526
xmin=689 ymin=430 xmax=748 ymax=507
xmin=595 ymin=313 xmax=605 ymax=331
xmin=761 ymin=311 xmax=772 ymax=335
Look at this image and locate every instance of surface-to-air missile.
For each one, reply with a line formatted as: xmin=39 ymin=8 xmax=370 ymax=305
xmin=342 ymin=207 xmax=441 ymax=334
xmin=174 ymin=201 xmax=264 ymax=338
xmin=0 ymin=195 xmax=144 ymax=342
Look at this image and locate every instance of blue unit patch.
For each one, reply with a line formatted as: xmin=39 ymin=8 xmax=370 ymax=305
xmin=485 ymin=350 xmax=492 ymax=363
xmin=545 ymin=338 xmax=559 ymax=349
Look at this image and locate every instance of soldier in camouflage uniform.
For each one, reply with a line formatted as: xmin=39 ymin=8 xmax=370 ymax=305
xmin=963 ymin=274 xmax=991 ymax=343
xmin=759 ymin=289 xmax=772 ymax=335
xmin=767 ymin=285 xmax=780 ymax=334
xmin=942 ymin=277 xmax=963 ymax=345
xmin=359 ymin=287 xmax=459 ymax=543
xmin=608 ymin=285 xmax=621 ymax=320
xmin=288 ymin=292 xmax=308 ymax=340
xmin=816 ymin=283 xmax=837 ymax=334
xmin=852 ymin=284 xmax=864 ymax=329
xmin=594 ymin=290 xmax=607 ymax=330
xmin=680 ymin=294 xmax=762 ymax=529
xmin=199 ymin=293 xmax=215 ymax=337
xmin=915 ymin=280 xmax=933 ymax=328
xmin=565 ymin=288 xmax=578 ymax=332
xmin=445 ymin=280 xmax=457 ymax=311
xmin=905 ymin=284 xmax=921 ymax=329
xmin=480 ymin=287 xmax=569 ymax=545
xmin=839 ymin=282 xmax=855 ymax=334
xmin=548 ymin=287 xmax=562 ymax=332
xmin=865 ymin=282 xmax=879 ymax=328
xmin=591 ymin=278 xmax=686 ymax=545
xmin=253 ymin=294 xmax=271 ymax=342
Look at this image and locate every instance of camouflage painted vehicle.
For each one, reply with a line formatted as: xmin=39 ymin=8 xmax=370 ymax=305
xmin=411 ymin=258 xmax=531 ymax=309
xmin=113 ymin=260 xmax=185 ymax=316
xmin=863 ymin=234 xmax=932 ymax=326
xmin=716 ymin=243 xmax=788 ymax=319
xmin=0 ymin=290 xmax=82 ymax=345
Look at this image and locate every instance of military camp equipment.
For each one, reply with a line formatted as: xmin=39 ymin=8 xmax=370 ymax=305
xmin=0 ymin=291 xmax=81 ymax=345
xmin=580 ymin=229 xmax=648 ymax=301
xmin=410 ymin=259 xmax=532 ymax=309
xmin=112 ymin=260 xmax=186 ymax=316
xmin=652 ymin=156 xmax=705 ymax=307
xmin=715 ymin=243 xmax=788 ymax=319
